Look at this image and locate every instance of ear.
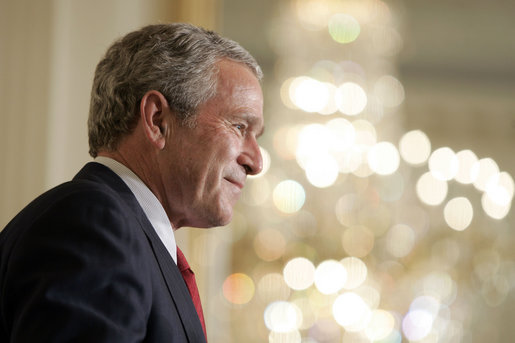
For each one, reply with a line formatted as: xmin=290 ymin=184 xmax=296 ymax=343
xmin=139 ymin=90 xmax=170 ymax=150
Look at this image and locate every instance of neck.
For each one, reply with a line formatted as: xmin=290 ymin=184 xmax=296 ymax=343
xmin=97 ymin=148 xmax=186 ymax=230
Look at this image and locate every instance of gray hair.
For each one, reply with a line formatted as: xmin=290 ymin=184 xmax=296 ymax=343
xmin=88 ymin=23 xmax=262 ymax=157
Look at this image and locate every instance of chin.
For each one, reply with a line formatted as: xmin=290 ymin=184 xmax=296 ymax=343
xmin=196 ymin=191 xmax=239 ymax=228
xmin=213 ymin=210 xmax=233 ymax=227
xmin=197 ymin=206 xmax=233 ymax=228
xmin=212 ymin=198 xmax=236 ymax=225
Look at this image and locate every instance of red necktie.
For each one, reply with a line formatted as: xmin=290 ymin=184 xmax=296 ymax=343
xmin=176 ymin=247 xmax=207 ymax=340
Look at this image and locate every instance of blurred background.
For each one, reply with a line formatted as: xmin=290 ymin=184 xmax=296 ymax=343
xmin=1 ymin=0 xmax=515 ymax=342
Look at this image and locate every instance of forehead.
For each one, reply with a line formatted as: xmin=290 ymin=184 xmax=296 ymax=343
xmin=210 ymin=60 xmax=264 ymax=128
xmin=214 ymin=60 xmax=263 ymax=100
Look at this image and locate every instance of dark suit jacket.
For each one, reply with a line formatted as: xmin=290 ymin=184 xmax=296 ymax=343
xmin=0 ymin=162 xmax=207 ymax=342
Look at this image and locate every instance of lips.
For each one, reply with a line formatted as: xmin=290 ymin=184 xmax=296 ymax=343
xmin=224 ymin=177 xmax=244 ymax=190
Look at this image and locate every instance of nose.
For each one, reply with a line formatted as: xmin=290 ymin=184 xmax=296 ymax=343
xmin=238 ymin=136 xmax=263 ymax=175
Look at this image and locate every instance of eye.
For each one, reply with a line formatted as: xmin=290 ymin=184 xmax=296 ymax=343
xmin=234 ymin=123 xmax=247 ymax=133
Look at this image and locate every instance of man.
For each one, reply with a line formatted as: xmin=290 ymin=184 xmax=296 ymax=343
xmin=0 ymin=23 xmax=264 ymax=342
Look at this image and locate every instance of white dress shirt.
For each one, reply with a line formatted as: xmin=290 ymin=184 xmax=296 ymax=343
xmin=94 ymin=156 xmax=177 ymax=264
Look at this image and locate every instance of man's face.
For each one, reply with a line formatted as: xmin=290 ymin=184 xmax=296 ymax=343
xmin=160 ymin=60 xmax=264 ymax=229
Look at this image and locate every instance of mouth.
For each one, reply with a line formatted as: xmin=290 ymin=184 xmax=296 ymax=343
xmin=224 ymin=177 xmax=244 ymax=190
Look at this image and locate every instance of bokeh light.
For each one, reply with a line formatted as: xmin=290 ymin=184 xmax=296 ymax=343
xmin=360 ymin=203 xmax=391 ymax=236
xmin=367 ymin=141 xmax=400 ymax=175
xmin=354 ymin=285 xmax=381 ymax=311
xmin=269 ymin=330 xmax=302 ymax=343
xmin=364 ymin=310 xmax=395 ymax=341
xmin=428 ymin=147 xmax=459 ymax=181
xmin=289 ymin=76 xmax=330 ymax=113
xmin=375 ymin=330 xmax=402 ymax=343
xmin=280 ymin=77 xmax=297 ymax=109
xmin=482 ymin=192 xmax=511 ymax=220
xmin=335 ymin=194 xmax=359 ymax=227
xmin=416 ymin=172 xmax=448 ymax=206
xmin=364 ymin=95 xmax=385 ymax=124
xmin=364 ymin=0 xmax=392 ymax=24
xmin=310 ymin=318 xmax=341 ymax=342
xmin=353 ymin=119 xmax=377 ymax=146
xmin=402 ymin=309 xmax=433 ymax=341
xmin=294 ymin=0 xmax=331 ymax=31
xmin=314 ymin=260 xmax=347 ymax=294
xmin=454 ymin=149 xmax=479 ymax=184
xmin=374 ymin=75 xmax=405 ymax=107
xmin=485 ymin=171 xmax=514 ymax=206
xmin=341 ymin=257 xmax=368 ymax=289
xmin=411 ymin=295 xmax=440 ymax=317
xmin=326 ymin=118 xmax=356 ymax=152
xmin=257 ymin=273 xmax=291 ymax=303
xmin=335 ymin=82 xmax=368 ymax=115
xmin=422 ymin=273 xmax=457 ymax=305
xmin=473 ymin=249 xmax=501 ymax=284
xmin=402 ymin=295 xmax=443 ymax=341
xmin=304 ymin=153 xmax=339 ymax=188
xmin=264 ymin=301 xmax=302 ymax=333
xmin=318 ymin=82 xmax=338 ymax=115
xmin=399 ymin=130 xmax=431 ymax=166
xmin=292 ymin=298 xmax=316 ymax=330
xmin=253 ymin=228 xmax=286 ymax=261
xmin=377 ymin=172 xmax=405 ymax=202
xmin=342 ymin=331 xmax=372 ymax=343
xmin=242 ymin=177 xmax=271 ymax=206
xmin=386 ymin=224 xmax=416 ymax=258
xmin=348 ymin=120 xmax=377 ymax=178
xmin=273 ymin=180 xmax=306 ymax=214
xmin=328 ymin=13 xmax=361 ymax=44
xmin=341 ymin=225 xmax=375 ymax=258
xmin=309 ymin=59 xmax=338 ymax=84
xmin=371 ymin=26 xmax=403 ymax=56
xmin=273 ymin=125 xmax=300 ymax=160
xmin=353 ymin=162 xmax=374 ymax=178
xmin=336 ymin=146 xmax=363 ymax=174
xmin=293 ymin=118 xmax=378 ymax=182
xmin=307 ymin=289 xmax=335 ymax=316
xmin=296 ymin=123 xmax=330 ymax=170
xmin=443 ymin=197 xmax=473 ymax=231
xmin=333 ymin=292 xmax=371 ymax=330
xmin=472 ymin=157 xmax=499 ymax=192
xmin=223 ymin=273 xmax=255 ymax=305
xmin=283 ymin=257 xmax=315 ymax=291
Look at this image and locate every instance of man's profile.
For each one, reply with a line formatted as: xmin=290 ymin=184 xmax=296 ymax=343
xmin=0 ymin=23 xmax=264 ymax=342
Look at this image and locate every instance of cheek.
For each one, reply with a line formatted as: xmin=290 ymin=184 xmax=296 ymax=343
xmin=189 ymin=129 xmax=243 ymax=182
xmin=211 ymin=134 xmax=241 ymax=161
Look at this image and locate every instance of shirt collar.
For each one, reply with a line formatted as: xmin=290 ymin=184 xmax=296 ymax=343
xmin=94 ymin=156 xmax=177 ymax=264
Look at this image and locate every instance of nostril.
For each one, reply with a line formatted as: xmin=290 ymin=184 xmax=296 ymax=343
xmin=243 ymin=164 xmax=252 ymax=174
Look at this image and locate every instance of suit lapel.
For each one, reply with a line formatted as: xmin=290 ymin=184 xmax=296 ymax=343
xmin=148 ymin=241 xmax=207 ymax=343
xmin=74 ymin=162 xmax=206 ymax=343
